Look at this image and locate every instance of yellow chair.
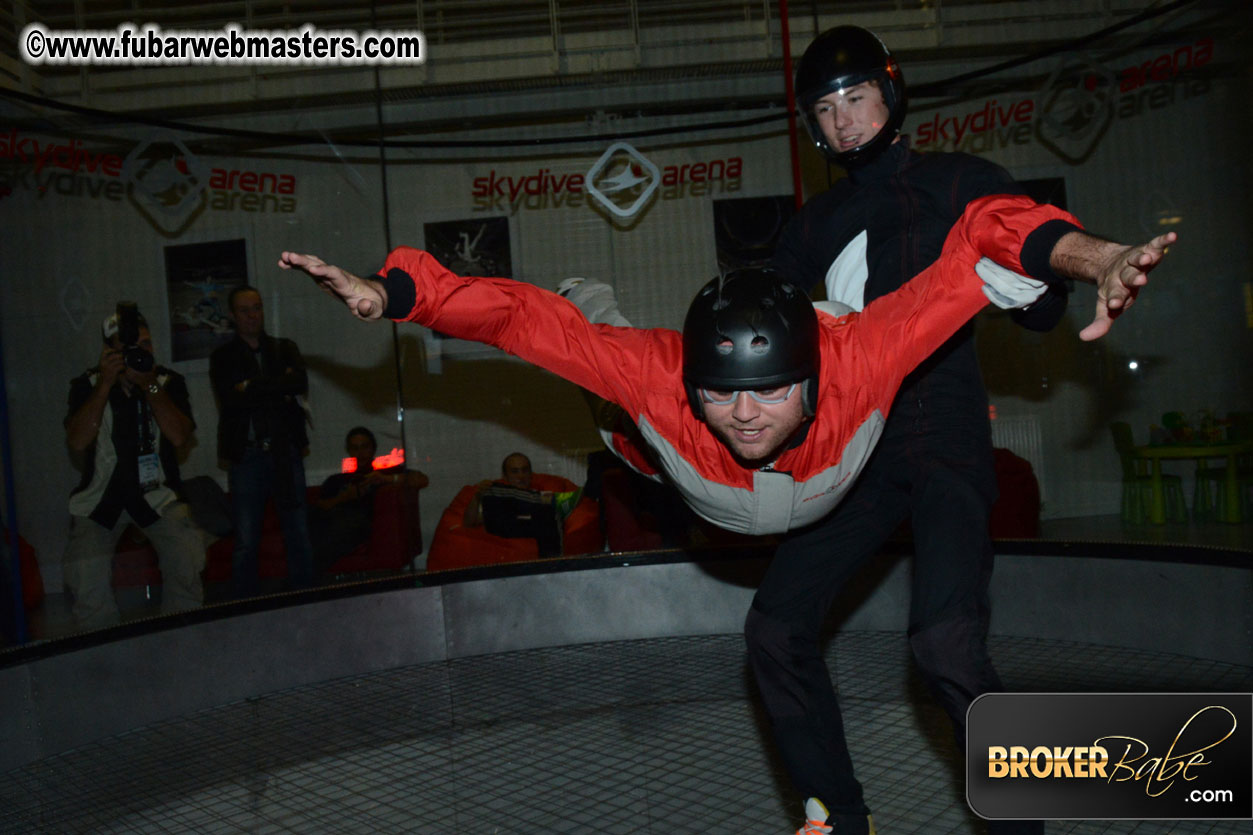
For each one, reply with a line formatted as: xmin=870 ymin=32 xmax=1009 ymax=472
xmin=1109 ymin=422 xmax=1188 ymax=524
xmin=1233 ymin=412 xmax=1253 ymax=517
xmin=1196 ymin=411 xmax=1253 ymax=520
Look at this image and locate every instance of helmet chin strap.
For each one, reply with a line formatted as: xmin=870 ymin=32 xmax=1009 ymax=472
xmin=843 ymin=130 xmax=893 ymax=165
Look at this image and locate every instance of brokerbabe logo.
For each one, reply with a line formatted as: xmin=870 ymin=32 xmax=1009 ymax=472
xmin=967 ymin=693 xmax=1252 ymax=821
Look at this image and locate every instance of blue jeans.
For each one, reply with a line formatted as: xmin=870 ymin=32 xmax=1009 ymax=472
xmin=227 ymin=445 xmax=313 ymax=599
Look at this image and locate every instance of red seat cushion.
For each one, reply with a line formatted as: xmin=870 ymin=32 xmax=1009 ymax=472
xmin=989 ymin=448 xmax=1041 ymax=539
xmin=325 ymin=483 xmax=424 ymax=574
xmin=427 ymin=474 xmax=600 ymax=571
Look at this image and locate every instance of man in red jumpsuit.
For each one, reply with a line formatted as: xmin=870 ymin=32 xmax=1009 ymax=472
xmin=282 ymin=194 xmax=1172 ymax=833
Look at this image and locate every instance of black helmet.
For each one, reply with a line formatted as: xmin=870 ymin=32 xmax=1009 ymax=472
xmin=795 ymin=25 xmax=907 ymax=167
xmin=682 ymin=268 xmax=819 ymax=419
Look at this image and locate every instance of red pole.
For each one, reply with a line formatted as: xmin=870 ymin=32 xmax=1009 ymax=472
xmin=778 ymin=0 xmax=804 ymax=211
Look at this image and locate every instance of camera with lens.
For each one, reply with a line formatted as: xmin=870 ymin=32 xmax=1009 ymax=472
xmin=115 ymin=302 xmax=154 ymax=373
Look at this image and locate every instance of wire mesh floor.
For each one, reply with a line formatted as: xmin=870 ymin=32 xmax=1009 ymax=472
xmin=2 ymin=632 xmax=1250 ymax=834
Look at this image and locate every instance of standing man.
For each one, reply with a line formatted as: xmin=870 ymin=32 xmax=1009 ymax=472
xmin=210 ymin=285 xmax=313 ymax=598
xmin=756 ymin=26 xmax=1074 ymax=833
xmin=63 ymin=306 xmax=203 ymax=629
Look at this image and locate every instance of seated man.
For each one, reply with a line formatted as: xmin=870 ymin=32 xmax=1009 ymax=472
xmin=309 ymin=425 xmax=428 ymax=576
xmin=463 ymin=452 xmax=580 ymax=558
xmin=62 ymin=305 xmax=203 ymax=629
xmin=462 ymin=451 xmax=536 ymax=528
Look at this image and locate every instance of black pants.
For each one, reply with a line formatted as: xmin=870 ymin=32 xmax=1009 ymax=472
xmin=745 ymin=435 xmax=1041 ymax=834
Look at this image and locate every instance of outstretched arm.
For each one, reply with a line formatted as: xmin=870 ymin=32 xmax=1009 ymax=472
xmin=278 ymin=252 xmax=389 ymax=320
xmin=944 ymin=195 xmax=1175 ymax=341
xmin=1049 ymin=229 xmax=1176 ymax=341
xmin=281 ymin=247 xmax=672 ymax=417
xmin=845 ymin=194 xmax=1171 ymax=395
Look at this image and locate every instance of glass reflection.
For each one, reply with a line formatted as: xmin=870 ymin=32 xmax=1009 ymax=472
xmin=2 ymin=3 xmax=1252 ymax=654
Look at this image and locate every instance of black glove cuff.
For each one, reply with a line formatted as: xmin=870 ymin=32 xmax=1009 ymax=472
xmin=380 ymin=268 xmax=417 ymax=319
xmin=1022 ymin=219 xmax=1082 ymax=285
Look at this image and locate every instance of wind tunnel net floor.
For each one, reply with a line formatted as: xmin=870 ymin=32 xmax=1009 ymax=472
xmin=2 ymin=632 xmax=1249 ymax=835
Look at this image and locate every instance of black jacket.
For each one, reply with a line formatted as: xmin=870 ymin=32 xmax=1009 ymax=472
xmin=209 ymin=333 xmax=308 ymax=462
xmin=773 ymin=140 xmax=1069 ymax=458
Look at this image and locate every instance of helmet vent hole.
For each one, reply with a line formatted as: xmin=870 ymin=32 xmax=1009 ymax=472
xmin=750 ymin=336 xmax=769 ymax=354
xmin=716 ymin=339 xmax=734 ymax=356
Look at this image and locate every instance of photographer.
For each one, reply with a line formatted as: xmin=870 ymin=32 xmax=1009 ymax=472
xmin=62 ymin=305 xmax=202 ymax=630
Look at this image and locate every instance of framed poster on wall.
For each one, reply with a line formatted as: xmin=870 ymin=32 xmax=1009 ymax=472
xmin=163 ymin=238 xmax=248 ymax=362
xmin=420 ymin=217 xmax=513 ymax=365
xmin=423 ymin=216 xmax=512 ymax=278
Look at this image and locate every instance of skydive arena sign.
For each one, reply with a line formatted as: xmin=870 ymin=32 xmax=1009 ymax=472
xmin=0 ymin=129 xmax=298 ymax=219
xmin=471 ymin=151 xmax=743 ymax=214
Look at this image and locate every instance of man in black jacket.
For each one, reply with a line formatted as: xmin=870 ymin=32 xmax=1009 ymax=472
xmin=749 ymin=26 xmax=1076 ymax=834
xmin=210 ymin=285 xmax=313 ymax=599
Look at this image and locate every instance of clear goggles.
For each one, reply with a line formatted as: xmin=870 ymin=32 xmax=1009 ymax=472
xmin=699 ymin=381 xmax=797 ymax=406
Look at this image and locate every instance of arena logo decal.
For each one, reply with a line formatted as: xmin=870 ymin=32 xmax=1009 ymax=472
xmin=911 ymin=36 xmax=1215 ymax=163
xmin=471 ymin=146 xmax=743 ymax=215
xmin=122 ymin=133 xmax=213 ymax=232
xmin=585 ymin=141 xmax=661 ymax=219
xmin=0 ymin=128 xmax=298 ymax=232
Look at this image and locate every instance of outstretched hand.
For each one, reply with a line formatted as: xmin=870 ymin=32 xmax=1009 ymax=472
xmin=1079 ymin=230 xmax=1176 ymax=342
xmin=278 ymin=252 xmax=388 ymax=321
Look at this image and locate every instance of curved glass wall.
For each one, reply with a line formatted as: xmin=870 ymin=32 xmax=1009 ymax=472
xmin=2 ymin=0 xmax=1251 ymax=649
